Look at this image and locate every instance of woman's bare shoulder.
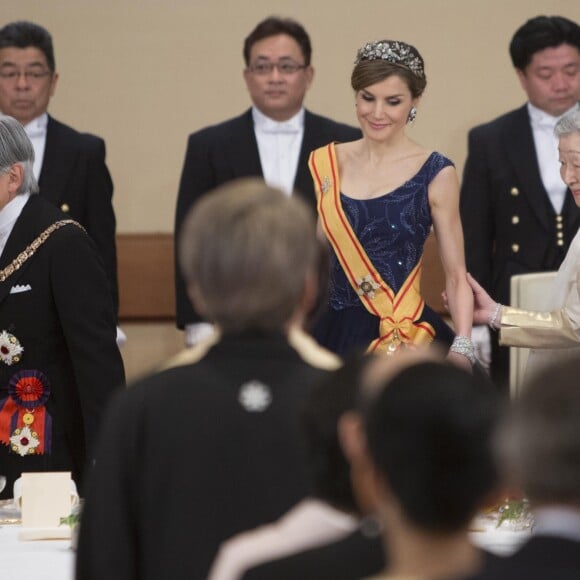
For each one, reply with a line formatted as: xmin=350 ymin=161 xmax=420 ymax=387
xmin=335 ymin=139 xmax=362 ymax=165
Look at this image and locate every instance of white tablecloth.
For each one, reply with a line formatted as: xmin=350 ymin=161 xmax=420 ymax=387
xmin=469 ymin=527 xmax=531 ymax=556
xmin=0 ymin=525 xmax=74 ymax=580
xmin=469 ymin=512 xmax=532 ymax=556
xmin=0 ymin=512 xmax=530 ymax=580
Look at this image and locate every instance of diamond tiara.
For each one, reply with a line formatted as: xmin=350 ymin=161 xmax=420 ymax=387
xmin=355 ymin=40 xmax=425 ymax=80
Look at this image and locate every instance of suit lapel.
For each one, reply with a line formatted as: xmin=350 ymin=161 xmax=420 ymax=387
xmin=38 ymin=116 xmax=67 ymax=205
xmin=0 ymin=197 xmax=41 ymax=306
xmin=225 ymin=109 xmax=316 ymax=205
xmin=502 ymin=106 xmax=552 ymax=230
xmin=294 ymin=110 xmax=322 ymax=205
xmin=226 ymin=110 xmax=263 ymax=178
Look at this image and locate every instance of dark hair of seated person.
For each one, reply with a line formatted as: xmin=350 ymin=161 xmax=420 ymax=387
xmin=365 ymin=361 xmax=500 ymax=533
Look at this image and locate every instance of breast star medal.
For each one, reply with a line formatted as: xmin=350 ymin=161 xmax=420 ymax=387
xmin=0 ymin=330 xmax=24 ymax=366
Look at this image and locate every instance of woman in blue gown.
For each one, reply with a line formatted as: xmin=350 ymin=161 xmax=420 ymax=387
xmin=309 ymin=40 xmax=475 ymax=368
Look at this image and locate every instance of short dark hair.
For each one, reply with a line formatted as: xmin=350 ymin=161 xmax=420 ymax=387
xmin=303 ymin=354 xmax=370 ymax=513
xmin=366 ymin=362 xmax=499 ymax=533
xmin=509 ymin=15 xmax=580 ymax=70
xmin=0 ymin=21 xmax=55 ymax=72
xmin=243 ymin=16 xmax=312 ymax=66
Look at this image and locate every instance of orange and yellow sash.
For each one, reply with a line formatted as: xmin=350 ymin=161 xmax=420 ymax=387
xmin=309 ymin=143 xmax=435 ymax=353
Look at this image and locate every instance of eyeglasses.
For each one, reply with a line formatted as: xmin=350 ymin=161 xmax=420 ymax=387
xmin=248 ymin=60 xmax=307 ymax=76
xmin=0 ymin=69 xmax=53 ymax=82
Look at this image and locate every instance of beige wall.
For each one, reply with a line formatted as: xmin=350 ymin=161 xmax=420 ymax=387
xmin=4 ymin=0 xmax=579 ymax=233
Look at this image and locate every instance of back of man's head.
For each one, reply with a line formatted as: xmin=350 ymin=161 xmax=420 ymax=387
xmin=504 ymin=359 xmax=580 ymax=506
xmin=179 ymin=178 xmax=319 ymax=334
xmin=0 ymin=114 xmax=38 ymax=194
xmin=365 ymin=361 xmax=500 ymax=533
xmin=0 ymin=21 xmax=55 ymax=72
xmin=509 ymin=15 xmax=580 ymax=70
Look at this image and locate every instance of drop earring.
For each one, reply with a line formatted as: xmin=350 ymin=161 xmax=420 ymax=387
xmin=407 ymin=107 xmax=417 ymax=124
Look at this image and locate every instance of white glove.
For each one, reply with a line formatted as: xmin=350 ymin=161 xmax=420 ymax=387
xmin=184 ymin=322 xmax=215 ymax=347
xmin=471 ymin=325 xmax=491 ymax=371
xmin=116 ymin=326 xmax=127 ymax=348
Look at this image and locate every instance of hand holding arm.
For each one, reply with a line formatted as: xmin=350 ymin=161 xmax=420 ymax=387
xmin=467 ymin=273 xmax=500 ymax=326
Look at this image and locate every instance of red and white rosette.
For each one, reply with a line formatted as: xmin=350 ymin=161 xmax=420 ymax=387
xmin=0 ymin=370 xmax=52 ymax=456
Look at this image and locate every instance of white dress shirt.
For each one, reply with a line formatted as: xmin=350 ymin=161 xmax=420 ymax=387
xmin=252 ymin=106 xmax=304 ymax=195
xmin=185 ymin=107 xmax=306 ymax=346
xmin=0 ymin=193 xmax=30 ymax=259
xmin=23 ymin=113 xmax=48 ymax=181
xmin=528 ymin=102 xmax=578 ymax=214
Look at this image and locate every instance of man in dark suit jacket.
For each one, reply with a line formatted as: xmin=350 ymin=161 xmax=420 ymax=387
xmin=76 ymin=180 xmax=341 ymax=580
xmin=174 ymin=16 xmax=361 ymax=344
xmin=0 ymin=21 xmax=118 ymax=314
xmin=0 ymin=116 xmax=124 ymax=499
xmin=460 ymin=16 xmax=580 ymax=388
xmin=481 ymin=358 xmax=580 ymax=579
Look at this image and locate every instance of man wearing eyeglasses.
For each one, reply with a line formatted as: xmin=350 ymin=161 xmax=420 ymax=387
xmin=0 ymin=21 xmax=118 ymax=316
xmin=174 ymin=16 xmax=361 ymax=347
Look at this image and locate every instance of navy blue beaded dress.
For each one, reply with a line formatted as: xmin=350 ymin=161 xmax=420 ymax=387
xmin=312 ymin=150 xmax=455 ymax=357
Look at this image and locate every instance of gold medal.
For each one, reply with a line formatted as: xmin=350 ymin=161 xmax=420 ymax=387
xmin=22 ymin=412 xmax=34 ymax=426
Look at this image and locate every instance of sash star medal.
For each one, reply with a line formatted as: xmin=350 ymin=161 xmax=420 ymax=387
xmin=0 ymin=370 xmax=52 ymax=456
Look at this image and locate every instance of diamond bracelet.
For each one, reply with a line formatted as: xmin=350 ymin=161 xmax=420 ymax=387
xmin=450 ymin=335 xmax=477 ymax=365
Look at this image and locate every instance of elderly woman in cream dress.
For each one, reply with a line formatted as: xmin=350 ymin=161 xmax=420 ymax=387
xmin=468 ymin=109 xmax=580 ymax=379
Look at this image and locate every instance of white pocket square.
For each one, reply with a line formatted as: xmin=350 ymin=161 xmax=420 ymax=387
xmin=10 ymin=284 xmax=32 ymax=294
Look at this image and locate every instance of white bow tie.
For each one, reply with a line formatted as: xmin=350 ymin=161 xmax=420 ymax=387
xmin=259 ymin=118 xmax=301 ymax=134
xmin=530 ymin=111 xmax=557 ymax=132
xmin=25 ymin=126 xmax=46 ymax=139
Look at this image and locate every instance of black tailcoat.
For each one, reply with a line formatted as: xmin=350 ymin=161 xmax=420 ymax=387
xmin=38 ymin=116 xmax=118 ymax=314
xmin=0 ymin=195 xmax=124 ymax=498
xmin=76 ymin=332 xmax=334 ymax=580
xmin=174 ymin=109 xmax=361 ymax=328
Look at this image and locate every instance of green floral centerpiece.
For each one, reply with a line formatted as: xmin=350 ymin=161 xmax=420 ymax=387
xmin=59 ymin=499 xmax=83 ymax=549
xmin=59 ymin=511 xmax=81 ymax=528
xmin=496 ymin=497 xmax=533 ymax=530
